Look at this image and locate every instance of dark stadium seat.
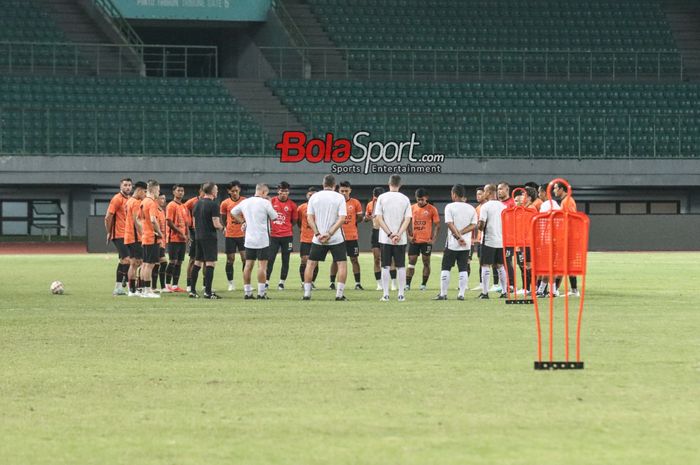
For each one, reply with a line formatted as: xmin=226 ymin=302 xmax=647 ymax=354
xmin=267 ymin=79 xmax=700 ymax=158
xmin=0 ymin=76 xmax=271 ymax=156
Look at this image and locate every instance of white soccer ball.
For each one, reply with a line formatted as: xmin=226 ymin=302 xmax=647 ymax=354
xmin=50 ymin=281 xmax=65 ymax=295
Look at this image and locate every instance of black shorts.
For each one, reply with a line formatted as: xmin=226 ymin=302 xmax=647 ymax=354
xmin=188 ymin=229 xmax=196 ymax=258
xmin=408 ymin=242 xmax=432 ymax=256
xmin=269 ymin=236 xmax=293 ymax=257
xmin=371 ymin=229 xmax=380 ymax=249
xmin=245 ymin=247 xmax=269 ymax=261
xmin=479 ymin=245 xmax=504 ymax=266
xmin=299 ymin=242 xmax=312 ymax=257
xmin=127 ymin=242 xmax=143 ymax=260
xmin=380 ymin=243 xmax=406 ymax=268
xmin=516 ymin=247 xmax=532 ymax=264
xmin=345 ymin=240 xmax=360 ymax=257
xmin=167 ymin=242 xmax=186 ymax=262
xmin=195 ymin=238 xmax=218 ymax=262
xmin=225 ymin=237 xmax=245 ymax=254
xmin=143 ymin=243 xmax=160 ymax=264
xmin=441 ymin=249 xmax=469 ymax=272
xmin=112 ymin=238 xmax=129 ymax=259
xmin=309 ymin=242 xmax=347 ymax=262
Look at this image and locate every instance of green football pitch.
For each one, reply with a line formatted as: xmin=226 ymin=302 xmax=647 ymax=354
xmin=1 ymin=252 xmax=698 ymax=464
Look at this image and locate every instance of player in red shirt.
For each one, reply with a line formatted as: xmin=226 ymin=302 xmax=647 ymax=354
xmin=165 ymin=185 xmax=188 ymax=292
xmin=406 ymin=188 xmax=440 ymax=291
xmin=297 ymin=187 xmax=318 ymax=287
xmin=183 ymin=186 xmax=203 ymax=292
xmin=104 ymin=178 xmax=132 ymax=295
xmin=266 ymin=181 xmax=298 ymax=290
xmin=220 ymin=181 xmax=247 ymax=291
xmin=330 ymin=181 xmax=364 ymax=290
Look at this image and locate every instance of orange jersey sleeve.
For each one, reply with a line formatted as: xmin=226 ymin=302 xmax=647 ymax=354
xmin=342 ymin=198 xmax=362 ymax=240
xmin=140 ymin=198 xmax=157 ymax=245
xmin=365 ymin=200 xmax=374 ymax=218
xmin=123 ymin=197 xmax=141 ymax=244
xmin=222 ymin=197 xmax=246 ymax=238
xmin=411 ymin=204 xmax=439 ymax=243
xmin=298 ymin=203 xmax=314 ymax=243
xmin=531 ymin=198 xmax=543 ymax=211
xmin=474 ymin=204 xmax=482 ymax=243
xmin=183 ymin=197 xmax=199 ymax=228
xmin=107 ymin=193 xmax=128 ymax=239
xmin=561 ymin=196 xmax=577 ymax=212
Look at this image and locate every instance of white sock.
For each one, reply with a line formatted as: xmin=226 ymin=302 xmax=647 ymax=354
xmin=440 ymin=270 xmax=450 ymax=297
xmin=228 ymin=280 xmax=234 ymax=285
xmin=336 ymin=282 xmax=345 ymax=298
xmin=303 ymin=282 xmax=312 ymax=297
xmin=391 ymin=278 xmax=397 ymax=288
xmin=397 ymin=268 xmax=406 ymax=297
xmin=244 ymin=284 xmax=252 ymax=296
xmin=481 ymin=267 xmax=490 ymax=294
xmin=458 ymin=271 xmax=468 ymax=297
xmin=257 ymin=283 xmax=266 ymax=296
xmin=279 ymin=279 xmax=285 ymax=285
xmin=376 ymin=279 xmax=382 ymax=287
xmin=497 ymin=266 xmax=508 ymax=294
xmin=381 ymin=267 xmax=390 ymax=297
xmin=115 ymin=282 xmax=121 ymax=289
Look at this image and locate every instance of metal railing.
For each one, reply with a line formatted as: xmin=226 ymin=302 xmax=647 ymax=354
xmin=257 ymin=46 xmax=685 ymax=81
xmin=0 ymin=42 xmax=218 ymax=78
xmin=88 ymin=0 xmax=143 ymax=49
xmin=0 ymin=106 xmax=697 ymax=159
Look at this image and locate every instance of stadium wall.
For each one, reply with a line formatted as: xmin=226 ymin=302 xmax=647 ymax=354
xmin=85 ymin=214 xmax=700 ymax=253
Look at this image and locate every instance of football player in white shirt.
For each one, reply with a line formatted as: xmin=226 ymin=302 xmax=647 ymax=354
xmin=477 ymin=184 xmax=508 ymax=299
xmin=231 ymin=183 xmax=278 ymax=299
xmin=374 ymin=175 xmax=412 ymax=302
xmin=434 ymin=184 xmax=478 ymax=300
xmin=303 ymin=174 xmax=348 ymax=301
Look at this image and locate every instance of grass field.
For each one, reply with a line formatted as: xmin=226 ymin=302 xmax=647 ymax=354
xmin=1 ymin=252 xmax=699 ymax=465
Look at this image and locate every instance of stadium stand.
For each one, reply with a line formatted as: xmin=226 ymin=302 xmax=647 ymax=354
xmin=0 ymin=76 xmax=270 ymax=155
xmin=268 ymin=79 xmax=700 ymax=158
xmin=307 ymin=0 xmax=683 ymax=78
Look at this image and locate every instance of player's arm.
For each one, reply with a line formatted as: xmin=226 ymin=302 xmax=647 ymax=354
xmin=307 ymin=213 xmax=319 ymax=236
xmin=326 ymin=215 xmax=346 ymax=238
xmin=407 ymin=220 xmax=414 ymax=242
xmin=104 ymin=212 xmax=114 ymax=238
xmin=211 ymin=205 xmax=224 ymax=231
xmin=397 ymin=216 xmax=412 ymax=238
xmin=166 ymin=218 xmax=185 ymax=238
xmin=446 ymin=221 xmax=468 ymax=247
xmin=459 ymin=223 xmax=476 ymax=235
xmin=133 ymin=208 xmax=143 ymax=235
xmin=150 ymin=212 xmax=162 ymax=237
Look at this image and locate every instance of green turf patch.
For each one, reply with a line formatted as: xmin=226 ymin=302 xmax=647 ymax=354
xmin=1 ymin=253 xmax=698 ymax=464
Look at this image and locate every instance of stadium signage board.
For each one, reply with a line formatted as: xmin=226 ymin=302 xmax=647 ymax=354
xmin=113 ymin=0 xmax=271 ymax=21
xmin=276 ymin=130 xmax=445 ymax=175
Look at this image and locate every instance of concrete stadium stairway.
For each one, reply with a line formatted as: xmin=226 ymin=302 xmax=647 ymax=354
xmin=35 ymin=0 xmax=142 ymax=75
xmin=665 ymin=0 xmax=700 ymax=80
xmin=222 ymin=79 xmax=306 ymax=143
xmin=280 ymin=0 xmax=349 ymax=78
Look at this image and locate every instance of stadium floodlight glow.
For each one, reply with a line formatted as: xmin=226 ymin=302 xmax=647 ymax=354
xmin=530 ymin=179 xmax=590 ymax=370
xmin=500 ymin=187 xmax=537 ymax=305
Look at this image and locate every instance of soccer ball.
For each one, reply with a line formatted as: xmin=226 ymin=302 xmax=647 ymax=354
xmin=50 ymin=281 xmax=65 ymax=295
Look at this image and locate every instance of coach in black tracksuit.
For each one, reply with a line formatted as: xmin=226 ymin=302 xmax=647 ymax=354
xmin=190 ymin=182 xmax=224 ymax=299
